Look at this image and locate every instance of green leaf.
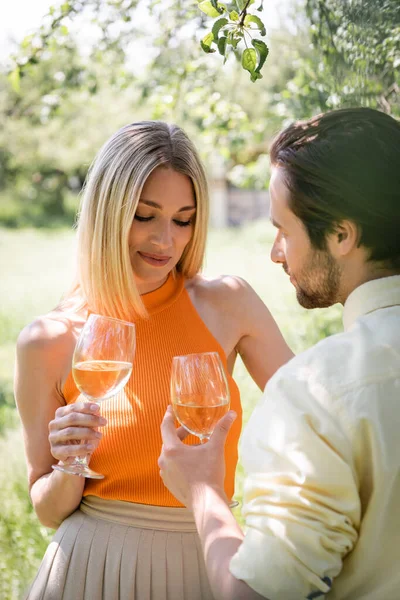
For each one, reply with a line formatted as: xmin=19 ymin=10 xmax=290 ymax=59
xmin=236 ymin=0 xmax=255 ymax=10
xmin=61 ymin=2 xmax=71 ymax=14
xmin=218 ymin=36 xmax=227 ymax=56
xmin=257 ymin=0 xmax=264 ymax=11
xmin=198 ymin=0 xmax=224 ymax=17
xmin=8 ymin=67 xmax=21 ymax=93
xmin=250 ymin=71 xmax=263 ymax=82
xmin=21 ymin=34 xmax=33 ymax=50
xmin=210 ymin=0 xmax=224 ymax=12
xmin=200 ymin=32 xmax=216 ymax=53
xmin=226 ymin=31 xmax=241 ymax=48
xmin=252 ymin=38 xmax=269 ymax=72
xmin=242 ymin=47 xmax=257 ymax=74
xmin=244 ymin=14 xmax=266 ymax=36
xmin=229 ymin=10 xmax=239 ymax=21
xmin=212 ymin=18 xmax=228 ymax=40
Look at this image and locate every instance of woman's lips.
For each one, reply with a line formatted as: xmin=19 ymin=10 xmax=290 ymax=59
xmin=138 ymin=252 xmax=171 ymax=267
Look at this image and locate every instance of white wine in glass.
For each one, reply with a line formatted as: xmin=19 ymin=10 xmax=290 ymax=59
xmin=52 ymin=314 xmax=135 ymax=479
xmin=170 ymin=352 xmax=230 ymax=444
xmin=170 ymin=352 xmax=238 ymax=508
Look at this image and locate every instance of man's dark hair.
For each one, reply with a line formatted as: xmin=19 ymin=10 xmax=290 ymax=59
xmin=270 ymin=107 xmax=400 ymax=269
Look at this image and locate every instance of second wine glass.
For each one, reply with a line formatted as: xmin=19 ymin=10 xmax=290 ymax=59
xmin=170 ymin=352 xmax=230 ymax=444
xmin=52 ymin=313 xmax=136 ymax=479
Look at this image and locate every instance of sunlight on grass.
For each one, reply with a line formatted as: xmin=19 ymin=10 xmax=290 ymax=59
xmin=0 ymin=228 xmax=77 ymax=340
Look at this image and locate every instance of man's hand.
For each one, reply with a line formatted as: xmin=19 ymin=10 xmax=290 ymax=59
xmin=158 ymin=406 xmax=237 ymax=507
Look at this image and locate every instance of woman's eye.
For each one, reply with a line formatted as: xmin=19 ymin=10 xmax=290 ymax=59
xmin=173 ymin=219 xmax=192 ymax=227
xmin=134 ymin=215 xmax=153 ymax=222
xmin=134 ymin=214 xmax=192 ymax=227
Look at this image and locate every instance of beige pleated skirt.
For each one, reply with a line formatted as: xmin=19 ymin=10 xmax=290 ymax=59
xmin=25 ymin=495 xmax=214 ymax=600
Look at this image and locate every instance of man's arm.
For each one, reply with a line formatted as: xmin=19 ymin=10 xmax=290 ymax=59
xmin=159 ymin=408 xmax=266 ymax=600
xmin=228 ymin=368 xmax=361 ymax=600
xmin=160 ymin=356 xmax=361 ymax=600
xmin=191 ymin=484 xmax=267 ymax=600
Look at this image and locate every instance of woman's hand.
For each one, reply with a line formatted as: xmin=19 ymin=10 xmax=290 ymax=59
xmin=48 ymin=400 xmax=107 ymax=464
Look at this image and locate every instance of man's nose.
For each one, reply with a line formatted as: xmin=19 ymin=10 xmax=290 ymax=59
xmin=270 ymin=237 xmax=285 ymax=264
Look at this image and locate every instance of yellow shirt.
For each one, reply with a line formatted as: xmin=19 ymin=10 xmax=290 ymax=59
xmin=230 ymin=275 xmax=400 ymax=599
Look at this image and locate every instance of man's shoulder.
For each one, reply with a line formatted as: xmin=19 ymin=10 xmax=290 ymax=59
xmin=293 ymin=328 xmax=350 ymax=369
xmin=273 ymin=316 xmax=398 ymax=400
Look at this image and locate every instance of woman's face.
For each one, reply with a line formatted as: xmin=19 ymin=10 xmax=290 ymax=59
xmin=128 ymin=166 xmax=196 ymax=294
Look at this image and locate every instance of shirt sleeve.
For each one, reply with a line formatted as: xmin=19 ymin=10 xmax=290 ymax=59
xmin=229 ymin=363 xmax=361 ymax=599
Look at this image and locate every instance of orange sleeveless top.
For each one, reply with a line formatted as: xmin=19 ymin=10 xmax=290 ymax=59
xmin=63 ymin=273 xmax=242 ymax=507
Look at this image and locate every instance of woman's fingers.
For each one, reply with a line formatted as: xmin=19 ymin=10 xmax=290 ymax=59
xmin=51 ymin=440 xmax=100 ymax=462
xmin=49 ymin=426 xmax=102 ymax=444
xmin=54 ymin=401 xmax=100 ymax=419
xmin=48 ymin=401 xmax=107 ymax=462
xmin=49 ymin=409 xmax=107 ymax=433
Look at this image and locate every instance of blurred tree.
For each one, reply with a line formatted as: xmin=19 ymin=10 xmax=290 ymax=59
xmin=6 ymin=0 xmax=399 ymax=113
xmin=1 ymin=0 xmax=398 ymax=226
xmin=1 ymin=2 xmax=309 ymax=225
xmin=306 ymin=0 xmax=400 ymax=114
xmin=0 ymin=28 xmax=143 ymax=225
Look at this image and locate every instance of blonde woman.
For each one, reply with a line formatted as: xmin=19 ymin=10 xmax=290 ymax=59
xmin=15 ymin=121 xmax=293 ymax=599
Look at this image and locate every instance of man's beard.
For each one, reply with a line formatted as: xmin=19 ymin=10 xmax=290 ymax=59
xmin=284 ymin=249 xmax=342 ymax=309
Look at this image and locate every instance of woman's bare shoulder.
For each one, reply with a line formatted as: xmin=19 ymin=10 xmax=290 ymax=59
xmin=186 ymin=273 xmax=256 ymax=312
xmin=186 ymin=273 xmax=251 ymax=299
xmin=16 ymin=309 xmax=85 ymax=357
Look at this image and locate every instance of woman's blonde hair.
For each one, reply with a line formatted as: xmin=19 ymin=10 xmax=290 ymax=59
xmin=66 ymin=121 xmax=209 ymax=320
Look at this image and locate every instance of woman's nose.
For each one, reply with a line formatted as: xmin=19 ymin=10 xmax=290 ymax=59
xmin=151 ymin=222 xmax=172 ymax=248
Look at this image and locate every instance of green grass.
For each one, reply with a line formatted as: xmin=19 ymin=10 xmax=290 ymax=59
xmin=0 ymin=223 xmax=343 ymax=597
xmin=0 ymin=430 xmax=52 ymax=600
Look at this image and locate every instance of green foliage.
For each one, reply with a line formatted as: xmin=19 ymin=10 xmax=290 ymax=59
xmin=2 ymin=0 xmax=397 ymax=229
xmin=199 ymin=0 xmax=225 ymax=18
xmin=306 ymin=0 xmax=400 ymax=114
xmin=0 ymin=227 xmax=77 ymax=432
xmin=197 ymin=0 xmax=270 ymax=81
xmin=0 ymin=430 xmax=52 ymax=600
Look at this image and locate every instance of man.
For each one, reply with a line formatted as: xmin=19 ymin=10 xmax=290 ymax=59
xmin=158 ymin=107 xmax=400 ymax=600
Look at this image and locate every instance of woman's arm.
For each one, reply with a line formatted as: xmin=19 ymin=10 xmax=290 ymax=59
xmin=14 ymin=316 xmax=105 ymax=529
xmin=232 ymin=277 xmax=294 ymax=390
xmin=188 ymin=275 xmax=293 ymax=391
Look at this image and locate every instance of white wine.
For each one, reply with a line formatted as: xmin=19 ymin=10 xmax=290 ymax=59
xmin=172 ymin=394 xmax=229 ymax=440
xmin=73 ymin=360 xmax=132 ymax=401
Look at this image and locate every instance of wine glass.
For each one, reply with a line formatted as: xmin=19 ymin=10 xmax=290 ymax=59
xmin=170 ymin=352 xmax=239 ymax=508
xmin=170 ymin=352 xmax=230 ymax=444
xmin=52 ymin=314 xmax=135 ymax=479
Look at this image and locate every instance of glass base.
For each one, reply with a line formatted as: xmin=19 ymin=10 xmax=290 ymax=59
xmin=52 ymin=463 xmax=104 ymax=479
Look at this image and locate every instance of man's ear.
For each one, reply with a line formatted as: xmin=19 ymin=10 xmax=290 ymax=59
xmin=330 ymin=221 xmax=360 ymax=257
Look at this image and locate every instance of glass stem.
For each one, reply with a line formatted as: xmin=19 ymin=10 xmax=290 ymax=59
xmin=74 ymin=454 xmax=89 ymax=467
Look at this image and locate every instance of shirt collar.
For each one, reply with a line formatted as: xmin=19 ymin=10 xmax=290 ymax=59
xmin=343 ymin=275 xmax=400 ymax=331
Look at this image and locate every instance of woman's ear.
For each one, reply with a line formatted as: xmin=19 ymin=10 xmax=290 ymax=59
xmin=330 ymin=220 xmax=360 ymax=257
